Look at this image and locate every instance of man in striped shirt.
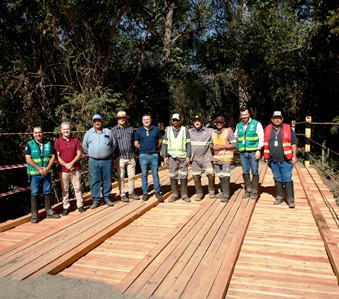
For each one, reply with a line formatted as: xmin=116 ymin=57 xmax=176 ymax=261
xmin=111 ymin=111 xmax=140 ymax=202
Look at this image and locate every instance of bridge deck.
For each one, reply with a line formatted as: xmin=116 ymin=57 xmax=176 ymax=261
xmin=0 ymin=163 xmax=338 ymax=298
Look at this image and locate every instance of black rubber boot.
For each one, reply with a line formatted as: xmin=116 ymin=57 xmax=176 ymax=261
xmin=220 ymin=177 xmax=230 ymax=203
xmin=285 ymin=181 xmax=295 ymax=208
xmin=180 ymin=178 xmax=191 ymax=202
xmin=169 ymin=178 xmax=179 ymax=202
xmin=250 ymin=175 xmax=259 ymax=200
xmin=31 ymin=196 xmax=39 ymax=223
xmin=193 ymin=175 xmax=203 ymax=201
xmin=242 ymin=173 xmax=251 ymax=199
xmin=207 ymin=174 xmax=216 ymax=199
xmin=44 ymin=195 xmax=61 ymax=219
xmin=274 ymin=181 xmax=284 ymax=205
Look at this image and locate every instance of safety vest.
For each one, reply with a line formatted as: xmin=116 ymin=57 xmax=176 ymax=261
xmin=212 ymin=128 xmax=234 ymax=162
xmin=263 ymin=124 xmax=293 ymax=159
xmin=236 ymin=119 xmax=260 ymax=152
xmin=26 ymin=139 xmax=54 ymax=175
xmin=166 ymin=126 xmax=188 ymax=158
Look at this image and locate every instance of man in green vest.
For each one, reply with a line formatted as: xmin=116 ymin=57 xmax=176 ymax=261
xmin=25 ymin=126 xmax=60 ymax=223
xmin=162 ymin=113 xmax=191 ymax=202
xmin=234 ymin=107 xmax=264 ymax=200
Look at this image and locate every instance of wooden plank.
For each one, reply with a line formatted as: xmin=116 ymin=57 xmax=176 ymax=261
xmin=296 ymin=164 xmax=339 ymax=283
xmin=117 ymin=199 xmax=218 ymax=293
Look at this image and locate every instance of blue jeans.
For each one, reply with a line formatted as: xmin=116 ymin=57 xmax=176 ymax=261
xmin=240 ymin=151 xmax=259 ymax=175
xmin=269 ymin=161 xmax=293 ymax=183
xmin=89 ymin=157 xmax=112 ymax=201
xmin=139 ymin=153 xmax=161 ymax=194
xmin=30 ymin=174 xmax=52 ymax=196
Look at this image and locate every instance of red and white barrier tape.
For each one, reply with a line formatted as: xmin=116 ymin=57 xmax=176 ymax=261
xmin=0 ymin=170 xmax=89 ymax=198
xmin=0 ymin=131 xmax=86 ymax=136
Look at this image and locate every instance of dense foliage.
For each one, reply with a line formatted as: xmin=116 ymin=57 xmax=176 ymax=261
xmin=0 ymin=1 xmax=338 ymax=218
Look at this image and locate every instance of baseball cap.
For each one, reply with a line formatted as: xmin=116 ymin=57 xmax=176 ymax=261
xmin=272 ymin=111 xmax=282 ymax=118
xmin=192 ymin=115 xmax=202 ymax=121
xmin=214 ymin=116 xmax=226 ymax=123
xmin=171 ymin=113 xmax=180 ymax=120
xmin=92 ymin=114 xmax=102 ymax=121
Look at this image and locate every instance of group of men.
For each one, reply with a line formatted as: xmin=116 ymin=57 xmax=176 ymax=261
xmin=25 ymin=108 xmax=297 ymax=223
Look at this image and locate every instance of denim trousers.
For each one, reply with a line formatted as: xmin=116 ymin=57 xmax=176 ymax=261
xmin=269 ymin=161 xmax=293 ymax=183
xmin=88 ymin=157 xmax=112 ymax=201
xmin=240 ymin=151 xmax=259 ymax=176
xmin=30 ymin=173 xmax=52 ymax=197
xmin=139 ymin=153 xmax=161 ymax=194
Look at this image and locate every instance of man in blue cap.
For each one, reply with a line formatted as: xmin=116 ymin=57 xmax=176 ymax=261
xmin=83 ymin=114 xmax=116 ymax=208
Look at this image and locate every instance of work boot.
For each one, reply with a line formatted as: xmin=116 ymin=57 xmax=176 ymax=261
xmin=129 ymin=192 xmax=140 ymax=200
xmin=274 ymin=181 xmax=284 ymax=205
xmin=250 ymin=175 xmax=259 ymax=200
xmin=242 ymin=173 xmax=251 ymax=199
xmin=44 ymin=195 xmax=60 ymax=219
xmin=169 ymin=178 xmax=179 ymax=202
xmin=285 ymin=181 xmax=295 ymax=208
xmin=220 ymin=177 xmax=230 ymax=203
xmin=90 ymin=201 xmax=100 ymax=209
xmin=104 ymin=197 xmax=114 ymax=207
xmin=180 ymin=178 xmax=191 ymax=202
xmin=31 ymin=196 xmax=39 ymax=223
xmin=193 ymin=175 xmax=203 ymax=201
xmin=207 ymin=174 xmax=216 ymax=199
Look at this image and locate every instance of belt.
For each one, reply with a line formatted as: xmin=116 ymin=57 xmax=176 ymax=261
xmin=141 ymin=152 xmax=157 ymax=155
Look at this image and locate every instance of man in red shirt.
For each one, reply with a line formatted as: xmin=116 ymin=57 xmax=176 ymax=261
xmin=54 ymin=122 xmax=84 ymax=215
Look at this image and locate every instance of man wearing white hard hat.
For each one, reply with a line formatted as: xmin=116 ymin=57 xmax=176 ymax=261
xmin=263 ymin=111 xmax=297 ymax=208
xmin=162 ymin=113 xmax=191 ymax=202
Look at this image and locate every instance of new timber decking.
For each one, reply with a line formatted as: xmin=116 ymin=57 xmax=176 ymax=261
xmin=0 ymin=163 xmax=338 ymax=298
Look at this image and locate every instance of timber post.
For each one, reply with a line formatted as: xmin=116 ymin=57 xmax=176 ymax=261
xmin=305 ymin=116 xmax=312 ymax=168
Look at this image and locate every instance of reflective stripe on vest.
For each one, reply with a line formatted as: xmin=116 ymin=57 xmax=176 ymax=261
xmin=263 ymin=124 xmax=292 ymax=159
xmin=236 ymin=119 xmax=260 ymax=152
xmin=212 ymin=128 xmax=234 ymax=162
xmin=27 ymin=139 xmax=53 ymax=175
xmin=167 ymin=126 xmax=187 ymax=158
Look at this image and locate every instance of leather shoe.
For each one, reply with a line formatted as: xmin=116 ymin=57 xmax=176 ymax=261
xmin=155 ymin=192 xmax=163 ymax=201
xmin=121 ymin=195 xmax=129 ymax=202
xmin=104 ymin=198 xmax=114 ymax=207
xmin=142 ymin=194 xmax=149 ymax=201
xmin=129 ymin=193 xmax=140 ymax=200
xmin=78 ymin=207 xmax=85 ymax=213
xmin=62 ymin=209 xmax=69 ymax=216
xmin=90 ymin=201 xmax=100 ymax=209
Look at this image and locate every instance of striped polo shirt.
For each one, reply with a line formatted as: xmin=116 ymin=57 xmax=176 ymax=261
xmin=111 ymin=124 xmax=135 ymax=159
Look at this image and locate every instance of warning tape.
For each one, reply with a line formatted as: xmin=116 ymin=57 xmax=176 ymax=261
xmin=0 ymin=163 xmax=27 ymax=171
xmin=0 ymin=170 xmax=89 ymax=198
xmin=0 ymin=155 xmax=89 ymax=171
xmin=0 ymin=131 xmax=86 ymax=136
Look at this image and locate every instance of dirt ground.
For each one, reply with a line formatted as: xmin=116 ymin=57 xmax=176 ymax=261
xmin=0 ymin=275 xmax=136 ymax=299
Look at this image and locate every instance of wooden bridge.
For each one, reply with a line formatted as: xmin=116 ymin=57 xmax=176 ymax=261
xmin=0 ymin=162 xmax=338 ymax=298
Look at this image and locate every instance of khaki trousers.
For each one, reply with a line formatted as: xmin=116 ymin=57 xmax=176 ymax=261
xmin=60 ymin=170 xmax=83 ymax=209
xmin=117 ymin=158 xmax=136 ymax=195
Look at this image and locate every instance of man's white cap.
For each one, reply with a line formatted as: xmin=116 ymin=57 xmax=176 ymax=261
xmin=272 ymin=111 xmax=282 ymax=117
xmin=171 ymin=113 xmax=180 ymax=120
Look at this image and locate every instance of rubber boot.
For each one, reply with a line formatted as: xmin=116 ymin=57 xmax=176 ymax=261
xmin=31 ymin=196 xmax=39 ymax=223
xmin=250 ymin=175 xmax=259 ymax=200
xmin=207 ymin=174 xmax=216 ymax=199
xmin=193 ymin=175 xmax=203 ymax=201
xmin=274 ymin=181 xmax=284 ymax=205
xmin=285 ymin=181 xmax=295 ymax=208
xmin=220 ymin=177 xmax=230 ymax=203
xmin=242 ymin=173 xmax=251 ymax=199
xmin=180 ymin=178 xmax=191 ymax=202
xmin=44 ymin=195 xmax=61 ymax=219
xmin=169 ymin=178 xmax=179 ymax=202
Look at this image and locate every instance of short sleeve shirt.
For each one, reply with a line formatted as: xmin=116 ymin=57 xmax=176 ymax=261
xmin=54 ymin=136 xmax=81 ymax=172
xmin=134 ymin=125 xmax=162 ymax=154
